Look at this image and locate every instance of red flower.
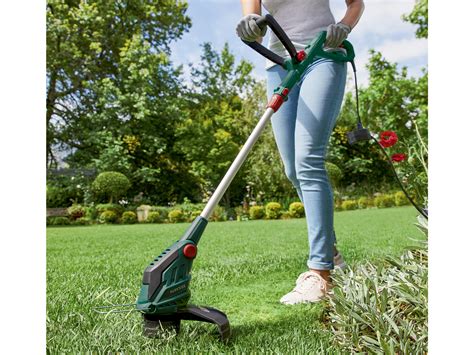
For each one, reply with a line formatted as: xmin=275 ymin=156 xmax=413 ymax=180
xmin=379 ymin=130 xmax=398 ymax=148
xmin=391 ymin=153 xmax=406 ymax=163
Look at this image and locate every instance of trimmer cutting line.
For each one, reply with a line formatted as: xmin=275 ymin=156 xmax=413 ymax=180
xmin=95 ymin=14 xmax=426 ymax=341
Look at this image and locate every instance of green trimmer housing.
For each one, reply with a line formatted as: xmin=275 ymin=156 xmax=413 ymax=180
xmin=136 ymin=14 xmax=360 ymax=341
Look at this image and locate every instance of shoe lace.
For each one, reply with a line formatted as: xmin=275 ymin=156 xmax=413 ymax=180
xmin=293 ymin=272 xmax=327 ymax=294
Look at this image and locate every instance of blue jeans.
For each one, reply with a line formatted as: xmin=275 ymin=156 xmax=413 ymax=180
xmin=267 ymin=57 xmax=347 ymax=270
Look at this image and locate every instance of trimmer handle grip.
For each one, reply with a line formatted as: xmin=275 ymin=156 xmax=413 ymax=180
xmin=314 ymin=31 xmax=356 ymax=63
xmin=242 ymin=14 xmax=297 ymax=67
xmin=256 ymin=15 xmax=297 ymax=59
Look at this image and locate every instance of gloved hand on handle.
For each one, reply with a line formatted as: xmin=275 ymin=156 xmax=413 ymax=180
xmin=236 ymin=14 xmax=267 ymax=42
xmin=325 ymin=22 xmax=351 ymax=48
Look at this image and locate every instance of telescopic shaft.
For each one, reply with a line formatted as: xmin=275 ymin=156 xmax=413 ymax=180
xmin=200 ymin=107 xmax=275 ymax=220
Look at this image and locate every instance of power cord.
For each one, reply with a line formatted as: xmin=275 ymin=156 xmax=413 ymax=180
xmin=346 ymin=60 xmax=428 ymax=220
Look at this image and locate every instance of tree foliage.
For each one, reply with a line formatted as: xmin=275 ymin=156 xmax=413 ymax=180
xmin=402 ymin=0 xmax=428 ymax=39
xmin=177 ymin=43 xmax=260 ymax=206
xmin=47 ymin=0 xmax=204 ymax=203
xmin=91 ymin=171 xmax=130 ymax=203
xmin=330 ymin=48 xmax=427 ymax=191
xmin=46 ymin=0 xmax=428 ymax=207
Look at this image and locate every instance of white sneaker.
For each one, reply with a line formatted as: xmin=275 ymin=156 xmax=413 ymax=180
xmin=280 ymin=271 xmax=331 ymax=305
xmin=334 ymin=252 xmax=347 ymax=269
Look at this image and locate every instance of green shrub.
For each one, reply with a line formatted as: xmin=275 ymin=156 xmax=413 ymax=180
xmin=73 ymin=217 xmax=91 ymax=226
xmin=96 ymin=203 xmax=124 ymax=216
xmin=249 ymin=205 xmax=265 ymax=220
xmin=394 ymin=191 xmax=409 ymax=206
xmin=265 ymin=202 xmax=282 ymax=219
xmin=357 ymin=196 xmax=374 ymax=209
xmin=190 ymin=210 xmax=202 ymax=221
xmin=146 ymin=211 xmax=165 ymax=224
xmin=341 ymin=200 xmax=358 ymax=211
xmin=91 ymin=171 xmax=131 ymax=203
xmin=326 ymin=162 xmax=343 ymax=187
xmin=280 ymin=211 xmax=292 ymax=219
xmin=168 ymin=209 xmax=184 ymax=223
xmin=85 ymin=206 xmax=98 ymax=220
xmin=328 ymin=246 xmax=428 ymax=353
xmin=99 ymin=210 xmax=119 ymax=224
xmin=46 ymin=185 xmax=70 ymax=208
xmin=234 ymin=206 xmax=249 ymax=221
xmin=289 ymin=202 xmax=305 ymax=218
xmin=210 ymin=205 xmax=228 ymax=222
xmin=47 ymin=216 xmax=70 ymax=226
xmin=121 ymin=211 xmax=137 ymax=224
xmin=174 ymin=200 xmax=205 ymax=221
xmin=67 ymin=204 xmax=86 ymax=220
xmin=149 ymin=206 xmax=170 ymax=219
xmin=374 ymin=194 xmax=396 ymax=208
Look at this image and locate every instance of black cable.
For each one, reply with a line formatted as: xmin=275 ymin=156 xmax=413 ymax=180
xmin=350 ymin=60 xmax=363 ymax=127
xmin=371 ymin=135 xmax=428 ymax=219
xmin=348 ymin=60 xmax=428 ymax=220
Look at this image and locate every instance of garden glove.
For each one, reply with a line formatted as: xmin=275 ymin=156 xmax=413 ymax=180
xmin=236 ymin=14 xmax=267 ymax=42
xmin=325 ymin=22 xmax=351 ymax=48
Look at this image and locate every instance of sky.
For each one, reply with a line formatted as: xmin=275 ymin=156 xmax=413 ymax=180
xmin=170 ymin=0 xmax=427 ymax=88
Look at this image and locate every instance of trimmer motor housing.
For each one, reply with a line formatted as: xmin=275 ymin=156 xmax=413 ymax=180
xmin=136 ymin=216 xmax=231 ymax=341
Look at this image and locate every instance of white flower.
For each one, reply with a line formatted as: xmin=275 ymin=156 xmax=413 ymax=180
xmin=76 ymin=184 xmax=81 ymax=189
xmin=405 ymin=120 xmax=413 ymax=129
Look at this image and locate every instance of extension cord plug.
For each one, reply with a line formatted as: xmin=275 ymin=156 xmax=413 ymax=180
xmin=347 ymin=126 xmax=371 ymax=145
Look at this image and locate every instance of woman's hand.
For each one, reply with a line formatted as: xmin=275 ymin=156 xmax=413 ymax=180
xmin=235 ymin=14 xmax=267 ymax=42
xmin=325 ymin=22 xmax=351 ymax=48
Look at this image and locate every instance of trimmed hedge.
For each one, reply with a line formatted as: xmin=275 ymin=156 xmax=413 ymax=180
xmin=249 ymin=205 xmax=265 ymax=220
xmin=47 ymin=216 xmax=70 ymax=226
xmin=374 ymin=194 xmax=396 ymax=208
xmin=289 ymin=202 xmax=305 ymax=218
xmin=168 ymin=209 xmax=185 ymax=223
xmin=99 ymin=210 xmax=119 ymax=224
xmin=47 ymin=191 xmax=410 ymax=227
xmin=265 ymin=202 xmax=282 ymax=220
xmin=121 ymin=211 xmax=137 ymax=224
xmin=146 ymin=211 xmax=164 ymax=224
xmin=341 ymin=200 xmax=358 ymax=211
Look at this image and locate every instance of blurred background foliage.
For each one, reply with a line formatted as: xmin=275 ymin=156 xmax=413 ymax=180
xmin=46 ymin=0 xmax=427 ymax=209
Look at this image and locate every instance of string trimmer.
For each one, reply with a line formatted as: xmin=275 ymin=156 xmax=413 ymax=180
xmin=133 ymin=14 xmax=361 ymax=341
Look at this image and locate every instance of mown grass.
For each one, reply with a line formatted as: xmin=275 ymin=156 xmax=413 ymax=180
xmin=47 ymin=206 xmax=419 ymax=353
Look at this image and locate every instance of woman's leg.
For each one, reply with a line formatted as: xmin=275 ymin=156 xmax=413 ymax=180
xmin=295 ymin=58 xmax=347 ymax=273
xmin=266 ymin=65 xmax=304 ymax=203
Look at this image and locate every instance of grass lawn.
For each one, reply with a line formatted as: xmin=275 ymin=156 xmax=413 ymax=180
xmin=47 ymin=206 xmax=420 ymax=353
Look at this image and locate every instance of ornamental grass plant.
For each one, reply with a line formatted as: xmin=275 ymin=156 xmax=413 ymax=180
xmin=326 ymin=215 xmax=428 ymax=353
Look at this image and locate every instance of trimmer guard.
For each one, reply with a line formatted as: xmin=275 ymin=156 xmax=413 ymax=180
xmin=143 ymin=305 xmax=231 ymax=341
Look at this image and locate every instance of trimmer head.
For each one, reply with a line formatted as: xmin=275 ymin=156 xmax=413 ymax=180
xmin=143 ymin=306 xmax=230 ymax=340
xmin=136 ymin=216 xmax=230 ymax=341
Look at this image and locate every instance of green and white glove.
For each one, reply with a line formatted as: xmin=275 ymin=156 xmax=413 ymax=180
xmin=235 ymin=14 xmax=267 ymax=42
xmin=325 ymin=22 xmax=351 ymax=48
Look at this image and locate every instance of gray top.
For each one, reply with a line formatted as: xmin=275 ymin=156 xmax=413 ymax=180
xmin=262 ymin=0 xmax=344 ymax=69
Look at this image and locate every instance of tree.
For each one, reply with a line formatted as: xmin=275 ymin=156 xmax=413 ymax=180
xmin=47 ymin=0 xmax=204 ymax=203
xmin=47 ymin=0 xmax=191 ymax=166
xmin=176 ymin=43 xmax=258 ymax=206
xmin=92 ymin=171 xmax=131 ymax=203
xmin=330 ymin=51 xmax=427 ymax=189
xmin=329 ymin=0 xmax=428 ymax=194
xmin=402 ymin=0 xmax=428 ymax=39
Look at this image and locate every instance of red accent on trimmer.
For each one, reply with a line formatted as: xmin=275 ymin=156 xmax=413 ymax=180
xmin=183 ymin=244 xmax=197 ymax=259
xmin=296 ymin=50 xmax=306 ymax=62
xmin=267 ymin=94 xmax=284 ymax=112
